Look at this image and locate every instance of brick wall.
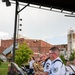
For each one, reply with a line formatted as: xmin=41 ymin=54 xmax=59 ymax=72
xmin=0 ymin=38 xmax=52 ymax=55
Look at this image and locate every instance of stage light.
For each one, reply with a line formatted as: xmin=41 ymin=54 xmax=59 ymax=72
xmin=2 ymin=0 xmax=11 ymax=6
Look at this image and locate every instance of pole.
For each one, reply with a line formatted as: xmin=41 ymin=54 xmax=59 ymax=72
xmin=7 ymin=1 xmax=19 ymax=75
xmin=7 ymin=1 xmax=29 ymax=75
xmin=12 ymin=0 xmax=18 ymax=62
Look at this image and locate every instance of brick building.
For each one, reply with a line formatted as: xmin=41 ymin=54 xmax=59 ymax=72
xmin=0 ymin=38 xmax=53 ymax=57
xmin=0 ymin=34 xmax=69 ymax=58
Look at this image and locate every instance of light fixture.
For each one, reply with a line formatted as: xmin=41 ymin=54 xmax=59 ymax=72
xmin=2 ymin=0 xmax=11 ymax=6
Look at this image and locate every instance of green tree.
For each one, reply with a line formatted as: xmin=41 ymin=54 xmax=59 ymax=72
xmin=15 ymin=42 xmax=33 ymax=66
xmin=60 ymin=54 xmax=66 ymax=64
xmin=69 ymin=50 xmax=75 ymax=61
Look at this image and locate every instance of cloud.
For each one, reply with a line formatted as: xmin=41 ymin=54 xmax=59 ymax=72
xmin=43 ymin=33 xmax=67 ymax=45
xmin=0 ymin=31 xmax=10 ymax=39
xmin=44 ymin=33 xmax=67 ymax=40
xmin=0 ymin=32 xmax=8 ymax=36
xmin=58 ymin=32 xmax=67 ymax=37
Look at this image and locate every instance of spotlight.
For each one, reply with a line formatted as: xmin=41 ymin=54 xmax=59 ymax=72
xmin=6 ymin=1 xmax=11 ymax=6
xmin=19 ymin=24 xmax=22 ymax=26
xmin=19 ymin=19 xmax=22 ymax=21
xmin=2 ymin=0 xmax=11 ymax=6
xmin=2 ymin=0 xmax=6 ymax=2
xmin=18 ymin=29 xmax=22 ymax=31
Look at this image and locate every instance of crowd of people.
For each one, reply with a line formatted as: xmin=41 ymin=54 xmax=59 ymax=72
xmin=28 ymin=46 xmax=75 ymax=75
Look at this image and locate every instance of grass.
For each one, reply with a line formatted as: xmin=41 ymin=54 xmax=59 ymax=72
xmin=0 ymin=62 xmax=28 ymax=75
xmin=0 ymin=62 xmax=8 ymax=75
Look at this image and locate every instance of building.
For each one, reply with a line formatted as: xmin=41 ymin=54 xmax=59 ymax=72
xmin=0 ymin=37 xmax=52 ymax=57
xmin=54 ymin=28 xmax=75 ymax=58
xmin=1 ymin=28 xmax=75 ymax=59
xmin=55 ymin=44 xmax=67 ymax=56
xmin=67 ymin=28 xmax=75 ymax=58
xmin=54 ymin=44 xmax=67 ymax=56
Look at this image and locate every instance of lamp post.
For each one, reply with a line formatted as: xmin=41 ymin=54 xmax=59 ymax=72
xmin=12 ymin=0 xmax=19 ymax=63
xmin=6 ymin=0 xmax=19 ymax=75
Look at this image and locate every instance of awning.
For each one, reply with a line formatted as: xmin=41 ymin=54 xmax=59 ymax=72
xmin=12 ymin=0 xmax=75 ymax=12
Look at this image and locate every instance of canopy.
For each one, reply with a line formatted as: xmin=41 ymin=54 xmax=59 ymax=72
xmin=13 ymin=0 xmax=75 ymax=12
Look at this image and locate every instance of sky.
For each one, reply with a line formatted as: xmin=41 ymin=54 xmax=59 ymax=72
xmin=0 ymin=1 xmax=75 ymax=45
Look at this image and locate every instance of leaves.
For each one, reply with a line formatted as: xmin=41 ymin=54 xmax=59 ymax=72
xmin=69 ymin=50 xmax=75 ymax=61
xmin=15 ymin=42 xmax=33 ymax=66
xmin=60 ymin=54 xmax=66 ymax=64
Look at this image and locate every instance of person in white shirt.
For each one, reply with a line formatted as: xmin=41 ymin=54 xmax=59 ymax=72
xmin=39 ymin=53 xmax=51 ymax=75
xmin=28 ymin=57 xmax=35 ymax=75
xmin=43 ymin=58 xmax=51 ymax=75
xmin=65 ymin=60 xmax=73 ymax=75
xmin=70 ymin=59 xmax=75 ymax=75
xmin=43 ymin=53 xmax=51 ymax=75
xmin=49 ymin=46 xmax=66 ymax=75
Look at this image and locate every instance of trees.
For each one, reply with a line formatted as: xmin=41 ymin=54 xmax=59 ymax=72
xmin=60 ymin=54 xmax=66 ymax=64
xmin=15 ymin=42 xmax=33 ymax=66
xmin=69 ymin=50 xmax=75 ymax=61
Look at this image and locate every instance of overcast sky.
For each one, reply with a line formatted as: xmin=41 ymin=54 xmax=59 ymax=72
xmin=0 ymin=1 xmax=75 ymax=45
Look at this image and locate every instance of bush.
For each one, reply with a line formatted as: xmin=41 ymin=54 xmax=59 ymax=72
xmin=60 ymin=55 xmax=66 ymax=65
xmin=15 ymin=42 xmax=33 ymax=66
xmin=69 ymin=51 xmax=75 ymax=61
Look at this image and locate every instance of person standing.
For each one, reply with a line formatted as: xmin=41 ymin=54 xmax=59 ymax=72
xmin=65 ymin=60 xmax=73 ymax=75
xmin=28 ymin=57 xmax=35 ymax=75
xmin=39 ymin=53 xmax=51 ymax=75
xmin=69 ymin=59 xmax=75 ymax=75
xmin=43 ymin=53 xmax=51 ymax=75
xmin=33 ymin=57 xmax=44 ymax=75
xmin=49 ymin=46 xmax=66 ymax=75
xmin=39 ymin=54 xmax=46 ymax=66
